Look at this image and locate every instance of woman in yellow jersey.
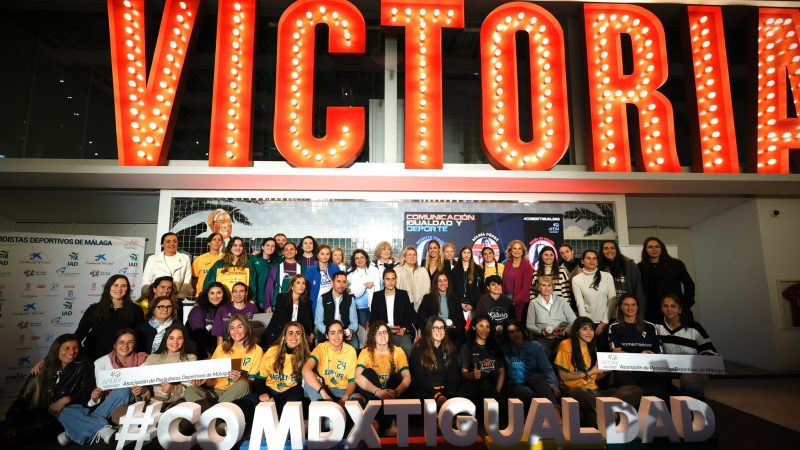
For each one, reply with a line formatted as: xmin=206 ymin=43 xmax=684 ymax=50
xmin=355 ymin=321 xmax=411 ymax=436
xmin=554 ymin=316 xmax=641 ymax=427
xmin=185 ymin=315 xmax=263 ymax=404
xmin=203 ymin=237 xmax=262 ymax=308
xmin=235 ymin=322 xmax=310 ymax=420
xmin=302 ymin=320 xmax=358 ymax=405
xmin=192 ymin=233 xmax=224 ymax=296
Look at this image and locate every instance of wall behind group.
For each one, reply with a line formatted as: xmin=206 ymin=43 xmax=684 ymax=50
xmin=693 ymin=201 xmax=779 ymax=371
xmin=754 ymin=198 xmax=800 ymax=371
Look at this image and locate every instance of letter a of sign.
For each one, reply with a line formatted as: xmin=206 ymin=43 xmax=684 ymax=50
xmin=108 ymin=0 xmax=201 ymax=166
xmin=756 ymin=8 xmax=800 ymax=174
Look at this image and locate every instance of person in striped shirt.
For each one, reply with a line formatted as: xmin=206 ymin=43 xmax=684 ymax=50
xmin=655 ymin=294 xmax=718 ymax=399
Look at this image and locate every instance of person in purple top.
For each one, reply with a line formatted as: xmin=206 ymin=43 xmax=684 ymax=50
xmin=211 ymin=282 xmax=258 ymax=345
xmin=187 ymin=282 xmax=230 ymax=359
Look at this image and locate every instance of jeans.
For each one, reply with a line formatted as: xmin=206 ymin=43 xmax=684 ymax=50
xmin=59 ymin=388 xmax=133 ymax=444
xmin=357 ymin=308 xmax=370 ymax=328
xmin=506 ymin=374 xmax=558 ymax=407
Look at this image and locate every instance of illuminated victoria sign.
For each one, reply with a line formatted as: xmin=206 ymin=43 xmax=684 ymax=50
xmin=107 ymin=0 xmax=800 ymax=174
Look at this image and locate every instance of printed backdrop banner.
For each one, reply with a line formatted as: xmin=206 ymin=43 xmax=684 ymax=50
xmin=404 ymin=212 xmax=563 ymax=265
xmin=0 ymin=232 xmax=145 ymax=398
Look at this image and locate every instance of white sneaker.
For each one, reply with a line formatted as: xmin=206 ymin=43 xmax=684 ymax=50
xmin=57 ymin=431 xmax=72 ymax=446
xmin=93 ymin=425 xmax=116 ymax=445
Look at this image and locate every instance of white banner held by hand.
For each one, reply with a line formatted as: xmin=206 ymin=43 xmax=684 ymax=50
xmin=596 ymin=352 xmax=725 ymax=375
xmin=97 ymin=358 xmax=232 ymax=390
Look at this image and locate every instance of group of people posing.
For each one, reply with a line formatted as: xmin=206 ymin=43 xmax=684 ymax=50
xmin=0 ymin=233 xmax=718 ymax=448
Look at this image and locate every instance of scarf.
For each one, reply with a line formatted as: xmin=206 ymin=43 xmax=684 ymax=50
xmin=109 ymin=350 xmax=148 ymax=369
xmin=149 ymin=317 xmax=174 ymax=353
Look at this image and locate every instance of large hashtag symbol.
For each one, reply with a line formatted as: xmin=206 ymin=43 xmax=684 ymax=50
xmin=116 ymin=401 xmax=163 ymax=450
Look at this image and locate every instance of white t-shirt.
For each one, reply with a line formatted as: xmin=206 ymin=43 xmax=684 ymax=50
xmin=385 ymin=293 xmax=396 ymax=326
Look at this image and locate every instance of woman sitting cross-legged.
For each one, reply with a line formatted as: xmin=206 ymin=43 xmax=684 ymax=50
xmin=554 ymin=316 xmax=642 ymax=427
xmin=56 ymin=329 xmax=147 ymax=446
xmin=236 ymin=322 xmax=310 ymax=423
xmin=457 ymin=314 xmax=506 ymax=430
xmin=185 ymin=315 xmax=263 ymax=405
xmin=302 ymin=320 xmax=359 ymax=406
xmin=656 ymin=294 xmax=719 ymax=399
xmin=502 ymin=320 xmax=560 ymax=414
xmin=140 ymin=324 xmax=200 ymax=406
xmin=355 ymin=321 xmax=411 ymax=436
xmin=608 ymin=295 xmax=666 ymax=398
xmin=526 ymin=274 xmax=576 ymax=358
xmin=407 ymin=316 xmax=461 ymax=409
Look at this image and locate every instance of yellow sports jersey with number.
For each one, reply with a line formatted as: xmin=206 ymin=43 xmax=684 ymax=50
xmin=309 ymin=342 xmax=357 ymax=390
xmin=211 ymin=343 xmax=263 ymax=391
xmin=356 ymin=347 xmax=409 ymax=388
xmin=257 ymin=345 xmax=301 ymax=392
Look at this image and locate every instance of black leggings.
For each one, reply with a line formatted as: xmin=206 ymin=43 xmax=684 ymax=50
xmin=357 ymin=368 xmax=403 ymax=429
xmin=235 ymin=384 xmax=305 ymax=426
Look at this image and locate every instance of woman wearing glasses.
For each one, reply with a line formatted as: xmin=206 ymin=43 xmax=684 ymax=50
xmin=408 ymin=316 xmax=460 ymax=408
xmin=135 ymin=296 xmax=178 ymax=354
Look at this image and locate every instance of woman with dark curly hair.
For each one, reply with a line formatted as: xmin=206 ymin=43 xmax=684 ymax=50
xmin=187 ymin=281 xmax=230 ymax=359
xmin=599 ymin=240 xmax=645 ymax=309
xmin=74 ymin=274 xmax=145 ymax=360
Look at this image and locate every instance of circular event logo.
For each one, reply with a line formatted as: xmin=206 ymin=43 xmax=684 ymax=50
xmin=528 ymin=237 xmax=557 ymax=270
xmin=471 ymin=233 xmax=500 ymax=264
